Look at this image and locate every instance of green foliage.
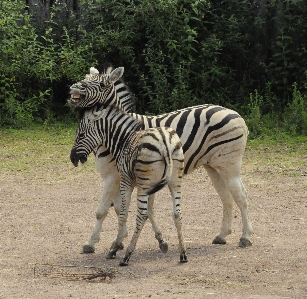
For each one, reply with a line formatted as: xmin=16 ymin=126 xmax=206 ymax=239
xmin=0 ymin=0 xmax=307 ymax=134
xmin=263 ymin=1 xmax=307 ymax=107
xmin=246 ymin=90 xmax=263 ymax=137
xmin=284 ymin=83 xmax=307 ymax=135
xmin=0 ymin=0 xmax=96 ymax=127
xmin=247 ymin=83 xmax=307 ymax=138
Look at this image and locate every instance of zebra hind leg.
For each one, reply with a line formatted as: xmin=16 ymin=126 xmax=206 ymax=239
xmin=119 ymin=192 xmax=149 ymax=266
xmin=213 ymin=164 xmax=253 ymax=247
xmin=172 ymin=199 xmax=188 ymax=262
xmin=226 ymin=175 xmax=253 ymax=247
xmin=169 ymin=158 xmax=187 ymax=263
xmin=171 ymin=192 xmax=188 ymax=263
xmin=147 ymin=194 xmax=168 ymax=253
xmin=204 ymin=165 xmax=234 ymax=245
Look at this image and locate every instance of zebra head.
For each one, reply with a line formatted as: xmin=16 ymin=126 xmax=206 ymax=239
xmin=69 ymin=66 xmax=124 ymax=108
xmin=70 ymin=107 xmax=107 ymax=167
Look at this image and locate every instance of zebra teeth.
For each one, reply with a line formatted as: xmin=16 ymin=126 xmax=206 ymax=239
xmin=71 ymin=94 xmax=81 ymax=102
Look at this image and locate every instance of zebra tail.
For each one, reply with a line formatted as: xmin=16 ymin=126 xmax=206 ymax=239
xmin=147 ymin=152 xmax=173 ymax=196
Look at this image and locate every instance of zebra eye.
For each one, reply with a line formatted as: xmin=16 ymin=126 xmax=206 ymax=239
xmin=79 ymin=132 xmax=85 ymax=139
xmin=100 ymin=82 xmax=105 ymax=88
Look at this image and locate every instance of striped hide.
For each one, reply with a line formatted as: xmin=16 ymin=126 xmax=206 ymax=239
xmin=71 ymin=105 xmax=187 ymax=265
xmin=69 ymin=65 xmax=253 ymax=256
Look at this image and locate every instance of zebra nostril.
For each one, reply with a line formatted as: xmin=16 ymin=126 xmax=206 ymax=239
xmin=72 ymin=160 xmax=79 ymax=167
xmin=80 ymin=156 xmax=88 ymax=164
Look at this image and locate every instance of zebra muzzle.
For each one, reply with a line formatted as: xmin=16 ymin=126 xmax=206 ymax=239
xmin=70 ymin=94 xmax=83 ymax=106
xmin=70 ymin=147 xmax=87 ymax=167
xmin=80 ymin=156 xmax=87 ymax=164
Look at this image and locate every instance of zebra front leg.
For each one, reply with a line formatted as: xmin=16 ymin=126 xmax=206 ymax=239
xmin=83 ymin=176 xmax=121 ymax=253
xmin=119 ymin=193 xmax=149 ymax=266
xmin=148 ymin=194 xmax=168 ymax=253
xmin=106 ymin=184 xmax=132 ymax=259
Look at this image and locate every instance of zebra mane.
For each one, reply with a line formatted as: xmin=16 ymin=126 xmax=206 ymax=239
xmin=92 ymin=104 xmax=144 ymax=129
xmin=98 ymin=62 xmax=114 ymax=76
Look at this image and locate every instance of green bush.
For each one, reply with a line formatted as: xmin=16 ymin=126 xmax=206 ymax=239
xmin=246 ymin=90 xmax=263 ymax=137
xmin=0 ymin=0 xmax=307 ymax=134
xmin=284 ymin=83 xmax=307 ymax=135
xmin=0 ymin=0 xmax=96 ymax=126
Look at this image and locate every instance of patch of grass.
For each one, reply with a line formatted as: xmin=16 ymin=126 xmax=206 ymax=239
xmin=1 ymin=123 xmax=306 ymax=180
xmin=0 ymin=123 xmax=96 ymax=180
xmin=245 ymin=134 xmax=307 ymax=176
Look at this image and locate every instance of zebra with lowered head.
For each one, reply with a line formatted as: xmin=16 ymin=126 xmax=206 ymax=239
xmin=69 ymin=64 xmax=253 ymax=255
xmin=70 ymin=104 xmax=187 ymax=266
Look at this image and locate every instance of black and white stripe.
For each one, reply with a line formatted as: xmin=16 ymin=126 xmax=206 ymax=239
xmin=71 ymin=105 xmax=187 ymax=265
xmin=70 ymin=65 xmax=253 ymax=255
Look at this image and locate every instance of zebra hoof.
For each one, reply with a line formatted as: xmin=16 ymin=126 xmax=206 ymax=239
xmin=212 ymin=236 xmax=227 ymax=245
xmin=119 ymin=257 xmax=129 ymax=266
xmin=180 ymin=253 xmax=188 ymax=263
xmin=82 ymin=244 xmax=95 ymax=254
xmin=159 ymin=242 xmax=168 ymax=253
xmin=106 ymin=251 xmax=117 ymax=259
xmin=239 ymin=237 xmax=252 ymax=248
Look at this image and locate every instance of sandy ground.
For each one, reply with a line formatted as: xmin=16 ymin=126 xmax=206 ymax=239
xmin=1 ymin=154 xmax=307 ymax=299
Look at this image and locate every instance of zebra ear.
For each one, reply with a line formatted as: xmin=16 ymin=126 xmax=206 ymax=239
xmin=90 ymin=67 xmax=99 ymax=75
xmin=109 ymin=67 xmax=124 ymax=83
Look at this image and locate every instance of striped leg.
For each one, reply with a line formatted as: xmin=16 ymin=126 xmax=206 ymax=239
xmin=148 ymin=194 xmax=169 ymax=253
xmin=83 ymin=174 xmax=121 ymax=253
xmin=222 ymin=172 xmax=253 ymax=247
xmin=205 ymin=165 xmax=234 ymax=245
xmin=120 ymin=191 xmax=149 ymax=266
xmin=169 ymin=160 xmax=187 ymax=263
xmin=107 ymin=182 xmax=133 ymax=259
xmin=207 ymin=164 xmax=253 ymax=247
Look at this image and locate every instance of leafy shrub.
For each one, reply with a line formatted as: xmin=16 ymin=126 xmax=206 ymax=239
xmin=284 ymin=83 xmax=307 ymax=135
xmin=1 ymin=0 xmax=307 ymax=133
xmin=246 ymin=90 xmax=263 ymax=137
xmin=0 ymin=0 xmax=95 ymax=126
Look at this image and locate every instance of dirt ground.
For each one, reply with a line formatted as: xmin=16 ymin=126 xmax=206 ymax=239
xmin=1 ymin=152 xmax=307 ymax=298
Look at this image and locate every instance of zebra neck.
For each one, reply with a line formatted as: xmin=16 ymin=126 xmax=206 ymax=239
xmin=101 ymin=106 xmax=143 ymax=161
xmin=102 ymin=81 xmax=133 ymax=113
